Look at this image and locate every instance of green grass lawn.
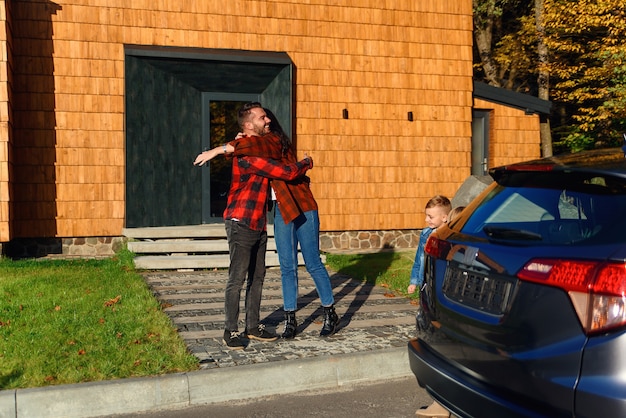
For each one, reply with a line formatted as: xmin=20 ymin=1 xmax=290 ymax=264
xmin=0 ymin=249 xmax=198 ymax=390
xmin=0 ymin=247 xmax=418 ymax=390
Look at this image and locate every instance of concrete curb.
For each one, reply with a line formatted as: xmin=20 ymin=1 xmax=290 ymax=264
xmin=0 ymin=346 xmax=411 ymax=418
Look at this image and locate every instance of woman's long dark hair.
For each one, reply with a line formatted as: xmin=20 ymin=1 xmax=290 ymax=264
xmin=264 ymin=108 xmax=292 ymax=156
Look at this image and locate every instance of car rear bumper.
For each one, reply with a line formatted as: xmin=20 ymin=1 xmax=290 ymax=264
xmin=408 ymin=338 xmax=555 ymax=418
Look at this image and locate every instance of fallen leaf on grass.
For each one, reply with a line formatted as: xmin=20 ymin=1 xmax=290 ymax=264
xmin=54 ymin=305 xmax=61 ymax=311
xmin=78 ymin=349 xmax=86 ymax=355
xmin=104 ymin=295 xmax=121 ymax=307
xmin=44 ymin=376 xmax=55 ymax=382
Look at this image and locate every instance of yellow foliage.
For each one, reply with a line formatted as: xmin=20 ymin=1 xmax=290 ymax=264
xmin=545 ymin=0 xmax=626 ymax=144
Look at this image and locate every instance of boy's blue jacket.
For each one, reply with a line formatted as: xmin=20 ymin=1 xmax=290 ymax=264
xmin=409 ymin=227 xmax=434 ymax=287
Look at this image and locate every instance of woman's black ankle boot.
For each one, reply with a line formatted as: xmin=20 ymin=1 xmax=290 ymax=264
xmin=320 ymin=305 xmax=338 ymax=337
xmin=282 ymin=311 xmax=297 ymax=339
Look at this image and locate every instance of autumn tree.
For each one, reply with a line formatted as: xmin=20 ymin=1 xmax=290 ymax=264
xmin=535 ymin=0 xmax=552 ymax=156
xmin=473 ymin=0 xmax=502 ymax=87
xmin=473 ymin=0 xmax=534 ymax=91
xmin=473 ymin=0 xmax=626 ymax=153
xmin=474 ymin=0 xmax=553 ymax=155
xmin=544 ymin=0 xmax=626 ymax=151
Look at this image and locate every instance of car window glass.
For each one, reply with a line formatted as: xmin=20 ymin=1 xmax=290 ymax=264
xmin=485 ymin=193 xmax=550 ymax=223
xmin=461 ymin=175 xmax=626 ymax=245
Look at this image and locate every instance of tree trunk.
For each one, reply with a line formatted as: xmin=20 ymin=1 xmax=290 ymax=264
xmin=473 ymin=0 xmax=501 ymax=87
xmin=535 ymin=0 xmax=553 ymax=156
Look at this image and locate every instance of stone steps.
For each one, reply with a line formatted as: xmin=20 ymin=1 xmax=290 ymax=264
xmin=127 ymin=239 xmax=277 ymax=253
xmin=124 ymin=224 xmax=242 ymax=239
xmin=141 ymin=268 xmax=418 ymax=368
xmin=124 ymin=224 xmax=313 ymax=270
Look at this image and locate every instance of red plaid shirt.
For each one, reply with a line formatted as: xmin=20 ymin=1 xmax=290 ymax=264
xmin=232 ymin=135 xmax=318 ymax=224
xmin=224 ymin=152 xmax=312 ymax=231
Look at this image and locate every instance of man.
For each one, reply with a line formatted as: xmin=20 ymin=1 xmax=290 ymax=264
xmin=194 ymin=102 xmax=313 ymax=350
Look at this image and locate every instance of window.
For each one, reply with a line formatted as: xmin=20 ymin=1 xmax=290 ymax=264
xmin=461 ymin=173 xmax=626 ymax=245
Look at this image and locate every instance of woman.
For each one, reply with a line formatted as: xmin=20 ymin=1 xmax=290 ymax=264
xmin=195 ymin=109 xmax=338 ymax=339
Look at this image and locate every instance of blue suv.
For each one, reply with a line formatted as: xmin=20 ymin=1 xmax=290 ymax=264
xmin=408 ymin=148 xmax=626 ymax=418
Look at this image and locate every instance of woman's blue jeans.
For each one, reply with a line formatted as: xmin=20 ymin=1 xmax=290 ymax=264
xmin=274 ymin=206 xmax=335 ymax=311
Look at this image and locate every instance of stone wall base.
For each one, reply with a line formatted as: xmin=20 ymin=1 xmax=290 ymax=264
xmin=4 ymin=237 xmax=126 ymax=259
xmin=319 ymin=230 xmax=421 ymax=252
xmin=2 ymin=230 xmax=421 ymax=259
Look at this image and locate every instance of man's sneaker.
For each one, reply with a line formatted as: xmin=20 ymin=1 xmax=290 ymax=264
xmin=222 ymin=330 xmax=245 ymax=350
xmin=246 ymin=324 xmax=279 ymax=342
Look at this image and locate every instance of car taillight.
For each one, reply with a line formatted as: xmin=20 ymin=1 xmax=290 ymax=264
xmin=518 ymin=258 xmax=626 ymax=335
xmin=424 ymin=235 xmax=452 ymax=260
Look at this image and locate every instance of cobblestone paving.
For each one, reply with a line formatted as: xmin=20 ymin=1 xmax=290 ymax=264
xmin=142 ymin=268 xmax=419 ymax=369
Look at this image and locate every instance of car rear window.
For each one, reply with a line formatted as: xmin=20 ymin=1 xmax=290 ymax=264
xmin=461 ymin=172 xmax=626 ymax=245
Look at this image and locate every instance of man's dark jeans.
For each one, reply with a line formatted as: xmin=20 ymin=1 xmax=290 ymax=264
xmin=224 ymin=220 xmax=267 ymax=332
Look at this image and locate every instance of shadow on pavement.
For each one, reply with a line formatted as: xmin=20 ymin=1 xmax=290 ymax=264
xmin=264 ymin=249 xmax=397 ymax=333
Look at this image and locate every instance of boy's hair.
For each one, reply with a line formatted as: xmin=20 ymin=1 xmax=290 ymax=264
xmin=425 ymin=195 xmax=451 ymax=213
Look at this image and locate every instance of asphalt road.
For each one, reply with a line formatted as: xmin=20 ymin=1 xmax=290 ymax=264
xmin=107 ymin=375 xmax=434 ymax=418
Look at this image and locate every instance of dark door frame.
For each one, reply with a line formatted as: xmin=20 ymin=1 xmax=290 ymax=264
xmin=124 ymin=45 xmax=293 ymax=228
xmin=471 ymin=110 xmax=491 ymax=176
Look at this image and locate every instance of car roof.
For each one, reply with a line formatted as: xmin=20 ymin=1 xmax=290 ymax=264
xmin=489 ymin=147 xmax=626 ymax=182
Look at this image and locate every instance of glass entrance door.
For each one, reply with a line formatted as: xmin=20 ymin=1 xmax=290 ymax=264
xmin=471 ymin=110 xmax=491 ymax=176
xmin=201 ymin=95 xmax=258 ymax=223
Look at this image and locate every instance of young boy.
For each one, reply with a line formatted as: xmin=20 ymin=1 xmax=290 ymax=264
xmin=407 ymin=195 xmax=452 ymax=294
xmin=410 ymin=195 xmax=453 ymax=418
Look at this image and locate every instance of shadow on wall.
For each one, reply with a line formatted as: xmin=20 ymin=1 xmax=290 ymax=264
xmin=11 ymin=1 xmax=62 ymax=239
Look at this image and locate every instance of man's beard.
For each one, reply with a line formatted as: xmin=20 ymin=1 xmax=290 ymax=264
xmin=254 ymin=124 xmax=267 ymax=136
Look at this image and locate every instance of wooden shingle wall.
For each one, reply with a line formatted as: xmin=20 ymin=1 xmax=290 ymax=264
xmin=473 ymin=98 xmax=542 ymax=170
xmin=10 ymin=0 xmax=474 ymax=238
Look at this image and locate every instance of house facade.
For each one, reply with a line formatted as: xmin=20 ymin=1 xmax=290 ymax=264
xmin=0 ymin=0 xmax=546 ymax=256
